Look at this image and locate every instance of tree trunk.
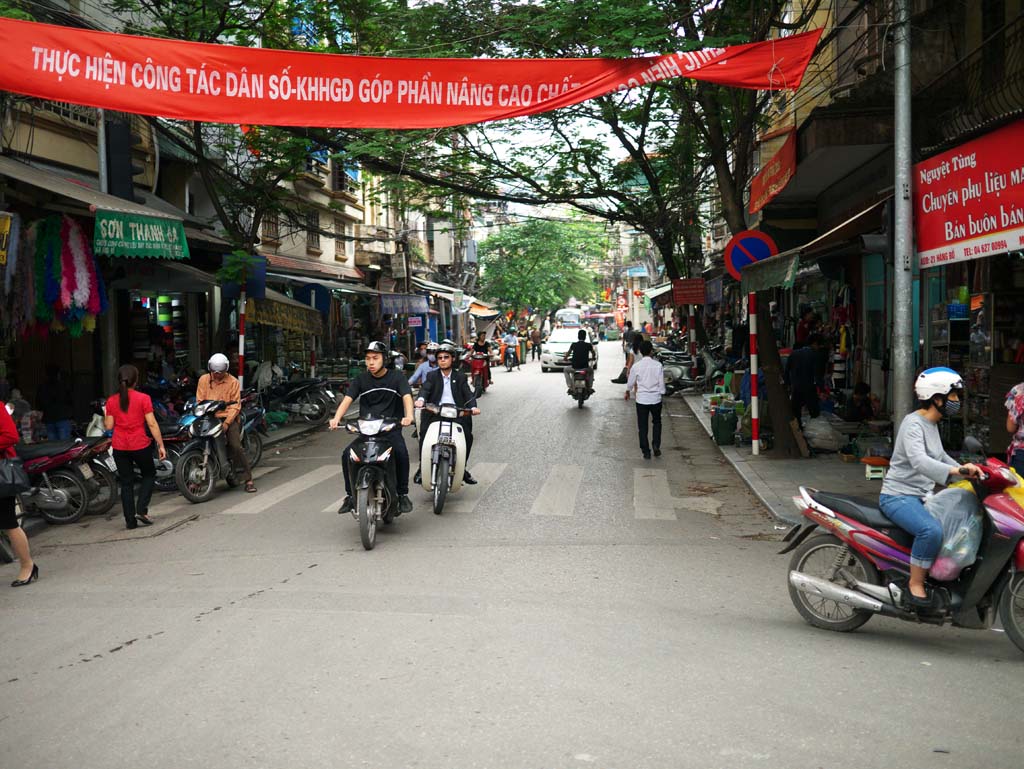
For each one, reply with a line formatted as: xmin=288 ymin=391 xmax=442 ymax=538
xmin=757 ymin=294 xmax=806 ymax=458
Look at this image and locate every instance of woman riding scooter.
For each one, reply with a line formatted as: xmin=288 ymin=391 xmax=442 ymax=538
xmin=878 ymin=367 xmax=983 ymax=610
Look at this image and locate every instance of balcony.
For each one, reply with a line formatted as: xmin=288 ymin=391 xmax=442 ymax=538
xmin=353 ymin=223 xmax=395 ymax=266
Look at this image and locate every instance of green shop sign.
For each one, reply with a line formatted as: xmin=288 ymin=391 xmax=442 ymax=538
xmin=93 ymin=211 xmax=190 ymax=260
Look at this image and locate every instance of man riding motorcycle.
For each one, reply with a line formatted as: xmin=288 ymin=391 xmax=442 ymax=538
xmin=409 ymin=341 xmax=440 ymax=387
xmin=414 ymin=342 xmax=481 ymax=485
xmin=502 ymin=327 xmax=521 ymax=370
xmin=879 ymin=367 xmax=982 ymax=610
xmin=329 ymin=342 xmax=415 ymax=516
xmin=563 ymin=329 xmax=596 ymax=394
xmin=195 ymin=352 xmax=256 ymax=493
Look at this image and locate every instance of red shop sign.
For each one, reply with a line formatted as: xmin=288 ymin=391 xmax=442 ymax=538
xmin=915 ymin=119 xmax=1024 ymax=268
xmin=749 ymin=129 xmax=796 ymax=214
xmin=672 ymin=278 xmax=706 ymax=306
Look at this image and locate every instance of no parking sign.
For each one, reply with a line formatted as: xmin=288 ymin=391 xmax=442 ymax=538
xmin=724 ymin=230 xmax=778 ymax=280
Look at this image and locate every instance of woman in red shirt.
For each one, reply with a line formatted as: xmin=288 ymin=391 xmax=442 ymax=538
xmin=104 ymin=365 xmax=166 ymax=529
xmin=1 ymin=399 xmax=37 ymax=586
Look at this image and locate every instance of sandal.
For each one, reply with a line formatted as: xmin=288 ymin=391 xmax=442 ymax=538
xmin=244 ymin=480 xmax=257 ymax=493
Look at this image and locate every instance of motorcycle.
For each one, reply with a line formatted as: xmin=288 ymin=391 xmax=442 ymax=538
xmin=781 ymin=458 xmax=1024 ymax=654
xmin=81 ymin=436 xmax=118 ymax=516
xmin=240 ymin=388 xmax=268 ymax=468
xmin=503 ymin=343 xmax=517 ymax=372
xmin=16 ymin=440 xmax=93 ymax=524
xmin=469 ymin=351 xmax=491 ymax=397
xmin=257 ymin=363 xmax=335 ymax=426
xmin=664 ymin=346 xmax=726 ymax=395
xmin=174 ymin=400 xmax=241 ymax=504
xmin=419 ymin=403 xmax=470 ymax=515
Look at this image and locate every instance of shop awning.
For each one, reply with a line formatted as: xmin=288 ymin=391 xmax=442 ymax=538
xmin=643 ymin=282 xmax=672 ymax=299
xmin=741 ymin=250 xmax=801 ymax=293
xmin=469 ymin=301 xmax=501 ymax=319
xmin=381 ymin=294 xmax=429 ymax=315
xmin=261 ymin=251 xmax=363 ymax=281
xmin=802 ymin=197 xmax=890 ymax=259
xmin=266 ymin=271 xmax=381 ymax=296
xmin=108 ymin=259 xmax=216 ymax=292
xmin=411 ymin=276 xmax=461 ymax=301
xmin=0 ymin=155 xmax=189 ymax=260
xmin=246 ymin=288 xmax=322 ymax=335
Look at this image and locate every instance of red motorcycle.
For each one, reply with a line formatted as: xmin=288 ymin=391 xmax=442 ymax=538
xmin=16 ymin=440 xmax=93 ymax=524
xmin=782 ymin=457 xmax=1024 ymax=654
xmin=469 ymin=351 xmax=490 ymax=398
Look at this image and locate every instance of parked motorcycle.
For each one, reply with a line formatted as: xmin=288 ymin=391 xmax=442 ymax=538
xmin=259 ymin=374 xmax=334 ymax=426
xmin=781 ymin=458 xmax=1024 ymax=654
xmin=16 ymin=440 xmax=93 ymax=524
xmin=174 ymin=400 xmax=240 ymax=504
xmin=81 ymin=436 xmax=118 ymax=516
xmin=419 ymin=403 xmax=471 ymax=515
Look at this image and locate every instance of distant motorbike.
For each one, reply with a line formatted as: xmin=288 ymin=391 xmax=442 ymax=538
xmin=782 ymin=458 xmax=1024 ymax=654
xmin=469 ymin=352 xmax=490 ymax=397
xmin=419 ymin=403 xmax=471 ymax=515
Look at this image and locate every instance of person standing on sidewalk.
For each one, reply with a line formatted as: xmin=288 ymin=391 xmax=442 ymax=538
xmin=1 ymin=399 xmax=38 ymax=586
xmin=622 ymin=321 xmax=635 ymax=360
xmin=786 ymin=334 xmax=824 ymax=425
xmin=36 ymin=365 xmax=74 ymax=441
xmin=625 ymin=340 xmax=666 ymax=459
xmin=104 ymin=365 xmax=167 ymax=529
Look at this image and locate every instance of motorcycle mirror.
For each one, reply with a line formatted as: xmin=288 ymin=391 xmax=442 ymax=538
xmin=963 ymin=436 xmax=984 ymax=453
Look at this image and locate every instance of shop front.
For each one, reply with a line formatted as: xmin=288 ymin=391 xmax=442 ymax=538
xmin=915 ymin=119 xmax=1024 ymax=455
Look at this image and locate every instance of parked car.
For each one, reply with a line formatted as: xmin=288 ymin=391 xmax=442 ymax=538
xmin=540 ymin=328 xmax=600 ymax=372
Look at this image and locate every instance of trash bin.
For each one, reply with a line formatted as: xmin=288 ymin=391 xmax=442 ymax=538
xmin=711 ymin=408 xmax=737 ymax=446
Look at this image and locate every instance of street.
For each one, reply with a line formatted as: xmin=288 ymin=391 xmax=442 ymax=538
xmin=1 ymin=342 xmax=1020 ymax=769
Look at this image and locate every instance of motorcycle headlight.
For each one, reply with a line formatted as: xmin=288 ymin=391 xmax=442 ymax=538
xmin=358 ymin=418 xmax=383 ymax=435
xmin=440 ymin=406 xmax=459 ymax=419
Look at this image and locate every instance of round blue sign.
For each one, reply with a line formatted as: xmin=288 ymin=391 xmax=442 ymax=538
xmin=725 ymin=231 xmax=779 ymax=280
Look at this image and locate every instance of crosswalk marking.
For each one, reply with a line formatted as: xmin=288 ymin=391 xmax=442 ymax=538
xmin=221 ymin=464 xmax=339 ymax=515
xmin=633 ymin=467 xmax=678 ymax=520
xmin=530 ymin=463 xmax=583 ymax=517
xmin=440 ymin=462 xmax=507 ymax=514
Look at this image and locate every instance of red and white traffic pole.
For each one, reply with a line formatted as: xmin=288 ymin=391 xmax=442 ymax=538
xmin=748 ymin=291 xmax=759 ymax=456
xmin=688 ymin=304 xmax=697 ymax=357
xmin=237 ymin=288 xmax=246 ymax=389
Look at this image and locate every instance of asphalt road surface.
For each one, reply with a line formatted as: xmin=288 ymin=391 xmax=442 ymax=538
xmin=2 ymin=342 xmax=1020 ymax=768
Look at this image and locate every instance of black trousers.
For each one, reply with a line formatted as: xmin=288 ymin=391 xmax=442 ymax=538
xmin=225 ymin=420 xmax=252 ymax=482
xmin=113 ymin=446 xmax=155 ymax=522
xmin=531 ymin=343 xmax=541 ymax=360
xmin=635 ymin=402 xmax=663 ymax=456
xmin=791 ymin=386 xmax=820 ymax=423
xmin=419 ymin=412 xmax=474 ymax=463
xmin=342 ymin=430 xmax=410 ymax=497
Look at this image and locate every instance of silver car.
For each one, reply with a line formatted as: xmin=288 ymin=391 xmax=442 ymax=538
xmin=540 ymin=328 xmax=599 ymax=372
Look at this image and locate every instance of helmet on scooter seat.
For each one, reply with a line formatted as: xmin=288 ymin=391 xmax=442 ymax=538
xmin=915 ymin=367 xmax=964 ymax=401
xmin=208 ymin=353 xmax=230 ymax=373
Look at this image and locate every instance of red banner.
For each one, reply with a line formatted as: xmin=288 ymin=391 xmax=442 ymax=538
xmin=749 ymin=129 xmax=796 ymax=213
xmin=915 ymin=119 xmax=1024 ymax=268
xmin=672 ymin=278 xmax=706 ymax=306
xmin=0 ymin=19 xmax=822 ymax=129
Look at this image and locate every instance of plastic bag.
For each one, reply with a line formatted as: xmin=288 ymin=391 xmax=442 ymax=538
xmin=923 ymin=487 xmax=984 ymax=581
xmin=802 ymin=416 xmax=844 ymax=451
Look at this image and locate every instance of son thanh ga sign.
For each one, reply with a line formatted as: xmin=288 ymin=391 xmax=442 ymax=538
xmin=93 ymin=211 xmax=190 ymax=260
xmin=915 ymin=119 xmax=1024 ymax=268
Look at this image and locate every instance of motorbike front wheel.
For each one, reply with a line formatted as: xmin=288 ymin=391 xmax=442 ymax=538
xmin=432 ymin=456 xmax=450 ymax=515
xmin=356 ymin=484 xmax=376 ymax=550
xmin=37 ymin=469 xmax=89 ymax=524
xmin=175 ymin=450 xmax=217 ymax=504
xmin=787 ymin=534 xmax=879 ymax=632
xmin=999 ymin=573 xmax=1024 ymax=654
xmin=86 ymin=460 xmax=118 ymax=516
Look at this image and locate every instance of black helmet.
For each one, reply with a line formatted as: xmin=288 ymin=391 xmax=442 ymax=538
xmin=363 ymin=341 xmax=389 ymax=357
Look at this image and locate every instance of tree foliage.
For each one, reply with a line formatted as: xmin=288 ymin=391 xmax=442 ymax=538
xmin=477 ymin=219 xmax=604 ymax=314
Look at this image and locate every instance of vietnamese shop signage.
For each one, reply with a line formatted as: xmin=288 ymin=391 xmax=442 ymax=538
xmin=0 ymin=18 xmax=822 ymax=129
xmin=93 ymin=211 xmax=189 ymax=260
xmin=749 ymin=128 xmax=796 ymax=213
xmin=915 ymin=119 xmax=1024 ymax=268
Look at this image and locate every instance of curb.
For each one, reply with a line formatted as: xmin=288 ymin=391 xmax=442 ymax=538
xmin=682 ymin=396 xmax=798 ymax=525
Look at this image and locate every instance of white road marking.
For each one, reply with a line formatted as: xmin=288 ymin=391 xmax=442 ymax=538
xmin=633 ymin=467 xmax=678 ymax=520
xmin=530 ymin=464 xmax=583 ymax=516
xmin=440 ymin=462 xmax=507 ymax=514
xmin=220 ymin=464 xmax=339 ymax=515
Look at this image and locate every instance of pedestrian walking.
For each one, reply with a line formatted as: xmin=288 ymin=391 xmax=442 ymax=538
xmin=530 ymin=327 xmax=542 ymax=361
xmin=624 ymin=339 xmax=665 ymax=459
xmin=785 ymin=334 xmax=824 ymax=425
xmin=622 ymin=321 xmax=635 ymax=360
xmin=104 ymin=365 xmax=167 ymax=529
xmin=36 ymin=365 xmax=74 ymax=441
xmin=1 ymin=399 xmax=38 ymax=586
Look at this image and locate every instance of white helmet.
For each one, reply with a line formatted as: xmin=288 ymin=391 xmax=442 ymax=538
xmin=208 ymin=353 xmax=230 ymax=373
xmin=914 ymin=367 xmax=963 ymax=401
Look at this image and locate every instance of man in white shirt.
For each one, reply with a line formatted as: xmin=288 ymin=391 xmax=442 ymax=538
xmin=625 ymin=339 xmax=666 ymax=459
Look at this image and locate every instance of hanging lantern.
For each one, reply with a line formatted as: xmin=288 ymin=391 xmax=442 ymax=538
xmin=633 ymin=289 xmax=643 ymax=297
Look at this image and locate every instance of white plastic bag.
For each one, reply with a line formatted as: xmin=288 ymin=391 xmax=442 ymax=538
xmin=802 ymin=416 xmax=844 ymax=451
xmin=923 ymin=487 xmax=984 ymax=581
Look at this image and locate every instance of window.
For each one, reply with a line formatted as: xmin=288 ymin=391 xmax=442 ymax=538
xmin=305 ymin=210 xmax=320 ymax=250
xmin=261 ymin=213 xmax=279 ymax=243
xmin=331 ymin=162 xmax=359 ymax=194
xmin=335 ymin=217 xmax=354 ymax=261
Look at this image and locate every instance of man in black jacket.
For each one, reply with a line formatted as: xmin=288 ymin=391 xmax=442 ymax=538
xmin=415 ymin=342 xmax=481 ymax=485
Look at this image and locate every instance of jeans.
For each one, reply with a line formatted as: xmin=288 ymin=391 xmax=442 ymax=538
xmin=636 ymin=401 xmax=663 ymax=456
xmin=531 ymin=344 xmax=541 ymax=361
xmin=343 ymin=430 xmax=410 ymax=497
xmin=113 ymin=447 xmax=155 ymax=524
xmin=45 ymin=419 xmax=73 ymax=441
xmin=878 ymin=493 xmax=943 ymax=568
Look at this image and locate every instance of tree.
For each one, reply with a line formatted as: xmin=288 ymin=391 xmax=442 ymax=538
xmin=477 ymin=219 xmax=604 ymax=315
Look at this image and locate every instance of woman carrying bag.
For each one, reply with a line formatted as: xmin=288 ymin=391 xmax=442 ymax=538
xmin=105 ymin=365 xmax=166 ymax=530
xmin=1 ymin=399 xmax=37 ymax=587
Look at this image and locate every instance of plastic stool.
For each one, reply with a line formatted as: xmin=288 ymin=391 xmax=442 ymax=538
xmin=861 ymin=456 xmax=890 ymax=480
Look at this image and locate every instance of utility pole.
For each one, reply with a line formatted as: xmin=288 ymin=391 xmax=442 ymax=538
xmin=892 ymin=0 xmax=914 ymax=421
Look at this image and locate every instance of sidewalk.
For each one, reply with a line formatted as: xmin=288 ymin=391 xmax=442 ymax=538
xmin=21 ymin=419 xmax=326 ymax=547
xmin=683 ymin=395 xmax=883 ymax=524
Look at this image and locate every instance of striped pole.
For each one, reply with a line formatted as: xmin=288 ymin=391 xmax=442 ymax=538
xmin=237 ymin=288 xmax=246 ymax=390
xmin=749 ymin=292 xmax=759 ymax=456
xmin=688 ymin=304 xmax=697 ymax=357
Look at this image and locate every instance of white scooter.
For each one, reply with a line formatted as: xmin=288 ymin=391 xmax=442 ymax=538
xmin=418 ymin=403 xmax=470 ymax=515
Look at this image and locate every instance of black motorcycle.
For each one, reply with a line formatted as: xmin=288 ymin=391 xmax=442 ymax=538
xmin=259 ymin=375 xmax=334 ymax=426
xmin=174 ymin=400 xmax=240 ymax=504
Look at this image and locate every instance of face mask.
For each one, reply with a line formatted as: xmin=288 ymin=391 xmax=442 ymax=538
xmin=428 ymin=355 xmax=436 ymax=363
xmin=943 ymin=398 xmax=961 ymax=417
